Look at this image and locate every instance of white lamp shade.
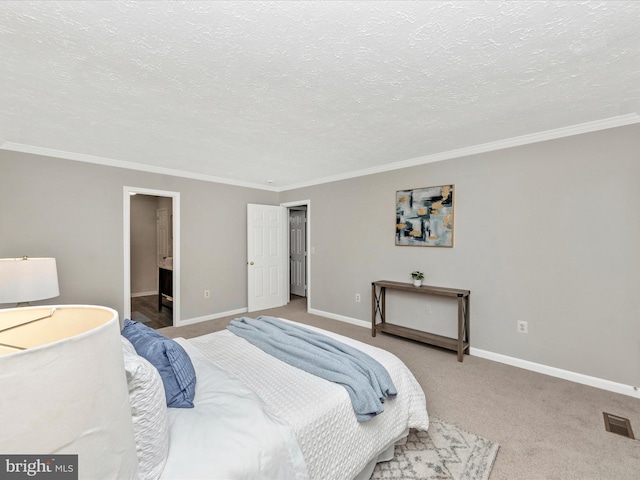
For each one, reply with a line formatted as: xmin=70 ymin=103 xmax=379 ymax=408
xmin=0 ymin=257 xmax=60 ymax=304
xmin=0 ymin=305 xmax=139 ymax=479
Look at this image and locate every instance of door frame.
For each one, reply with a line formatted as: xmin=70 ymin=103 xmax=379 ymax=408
xmin=123 ymin=186 xmax=180 ymax=325
xmin=281 ymin=199 xmax=311 ymax=309
xmin=288 ymin=207 xmax=307 ymax=298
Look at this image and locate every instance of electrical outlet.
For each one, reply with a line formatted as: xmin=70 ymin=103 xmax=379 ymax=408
xmin=204 ymin=289 xmax=211 ymax=299
xmin=355 ymin=293 xmax=361 ymax=303
xmin=517 ymin=320 xmax=528 ymax=334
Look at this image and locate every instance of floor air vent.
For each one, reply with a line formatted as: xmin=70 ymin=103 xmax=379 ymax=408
xmin=603 ymin=412 xmax=635 ymax=439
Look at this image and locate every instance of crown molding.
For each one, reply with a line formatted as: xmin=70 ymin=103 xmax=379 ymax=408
xmin=279 ymin=113 xmax=640 ymax=191
xmin=0 ymin=142 xmax=279 ymax=192
xmin=2 ymin=113 xmax=638 ymax=193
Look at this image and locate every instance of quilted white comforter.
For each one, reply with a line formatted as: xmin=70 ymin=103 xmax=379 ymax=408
xmin=162 ymin=320 xmax=429 ymax=480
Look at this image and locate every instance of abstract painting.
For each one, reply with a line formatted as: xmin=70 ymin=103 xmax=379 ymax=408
xmin=396 ymin=185 xmax=454 ymax=247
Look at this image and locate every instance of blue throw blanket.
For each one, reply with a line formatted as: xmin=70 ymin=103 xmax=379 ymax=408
xmin=227 ymin=316 xmax=397 ymax=422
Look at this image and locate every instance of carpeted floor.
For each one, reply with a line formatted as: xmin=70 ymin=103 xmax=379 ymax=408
xmin=371 ymin=418 xmax=499 ymax=480
xmin=159 ymin=297 xmax=640 ymax=480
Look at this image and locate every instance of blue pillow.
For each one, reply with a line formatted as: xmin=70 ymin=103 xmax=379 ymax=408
xmin=122 ymin=319 xmax=196 ymax=408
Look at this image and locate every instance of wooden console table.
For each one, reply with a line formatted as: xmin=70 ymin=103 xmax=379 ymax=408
xmin=371 ymin=280 xmax=470 ymax=362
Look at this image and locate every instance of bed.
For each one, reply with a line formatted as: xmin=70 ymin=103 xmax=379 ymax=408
xmin=121 ymin=317 xmax=429 ymax=480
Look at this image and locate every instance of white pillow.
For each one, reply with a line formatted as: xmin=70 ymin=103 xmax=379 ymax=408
xmin=121 ymin=336 xmax=169 ymax=480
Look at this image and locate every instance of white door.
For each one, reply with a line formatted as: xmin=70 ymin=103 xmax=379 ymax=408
xmin=289 ymin=209 xmax=306 ymax=297
xmin=247 ymin=204 xmax=285 ymax=312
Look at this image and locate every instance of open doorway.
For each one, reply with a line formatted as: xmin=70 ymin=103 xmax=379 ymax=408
xmin=282 ymin=200 xmax=310 ymax=310
xmin=288 ymin=206 xmax=307 ymax=307
xmin=124 ymin=187 xmax=180 ymax=328
xmin=246 ymin=200 xmax=310 ymax=312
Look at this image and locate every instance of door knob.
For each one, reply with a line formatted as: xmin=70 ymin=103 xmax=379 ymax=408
xmin=249 ymin=261 xmax=254 ymax=265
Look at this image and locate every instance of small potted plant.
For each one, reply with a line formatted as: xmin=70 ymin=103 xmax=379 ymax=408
xmin=411 ymin=271 xmax=424 ymax=287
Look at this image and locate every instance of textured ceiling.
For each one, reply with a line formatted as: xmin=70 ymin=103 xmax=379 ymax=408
xmin=1 ymin=1 xmax=639 ymax=190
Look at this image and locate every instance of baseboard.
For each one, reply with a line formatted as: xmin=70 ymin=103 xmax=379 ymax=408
xmin=470 ymin=348 xmax=640 ymax=399
xmin=310 ymin=308 xmax=640 ymax=400
xmin=308 ymin=308 xmax=371 ymax=329
xmin=131 ymin=291 xmax=157 ymax=298
xmin=176 ymin=307 xmax=247 ymax=327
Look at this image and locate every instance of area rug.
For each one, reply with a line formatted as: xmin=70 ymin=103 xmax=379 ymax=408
xmin=130 ymin=311 xmax=152 ymax=324
xmin=371 ymin=418 xmax=499 ymax=480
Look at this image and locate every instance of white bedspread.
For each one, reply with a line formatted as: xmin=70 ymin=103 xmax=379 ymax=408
xmin=163 ymin=320 xmax=429 ymax=480
xmin=161 ymin=338 xmax=308 ymax=480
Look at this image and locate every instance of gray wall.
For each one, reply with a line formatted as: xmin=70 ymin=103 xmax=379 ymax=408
xmin=1 ymin=123 xmax=638 ymax=387
xmin=281 ymin=124 xmax=640 ymax=387
xmin=0 ymin=151 xmax=277 ymax=320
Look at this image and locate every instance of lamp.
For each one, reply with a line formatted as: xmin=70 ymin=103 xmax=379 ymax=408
xmin=0 ymin=305 xmax=139 ymax=479
xmin=0 ymin=257 xmax=60 ymax=306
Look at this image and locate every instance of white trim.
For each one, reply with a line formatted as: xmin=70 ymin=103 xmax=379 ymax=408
xmin=1 ymin=142 xmax=278 ymax=192
xmin=124 ymin=186 xmax=180 ymax=327
xmin=176 ymin=307 xmax=247 ymax=327
xmin=4 ymin=114 xmax=639 ymax=192
xmin=311 ymin=308 xmax=640 ymax=399
xmin=280 ymin=114 xmax=640 ymax=191
xmin=470 ymin=348 xmax=640 ymax=399
xmin=308 ymin=308 xmax=370 ymax=329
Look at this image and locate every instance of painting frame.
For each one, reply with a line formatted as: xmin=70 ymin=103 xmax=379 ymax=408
xmin=395 ymin=184 xmax=455 ymax=247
